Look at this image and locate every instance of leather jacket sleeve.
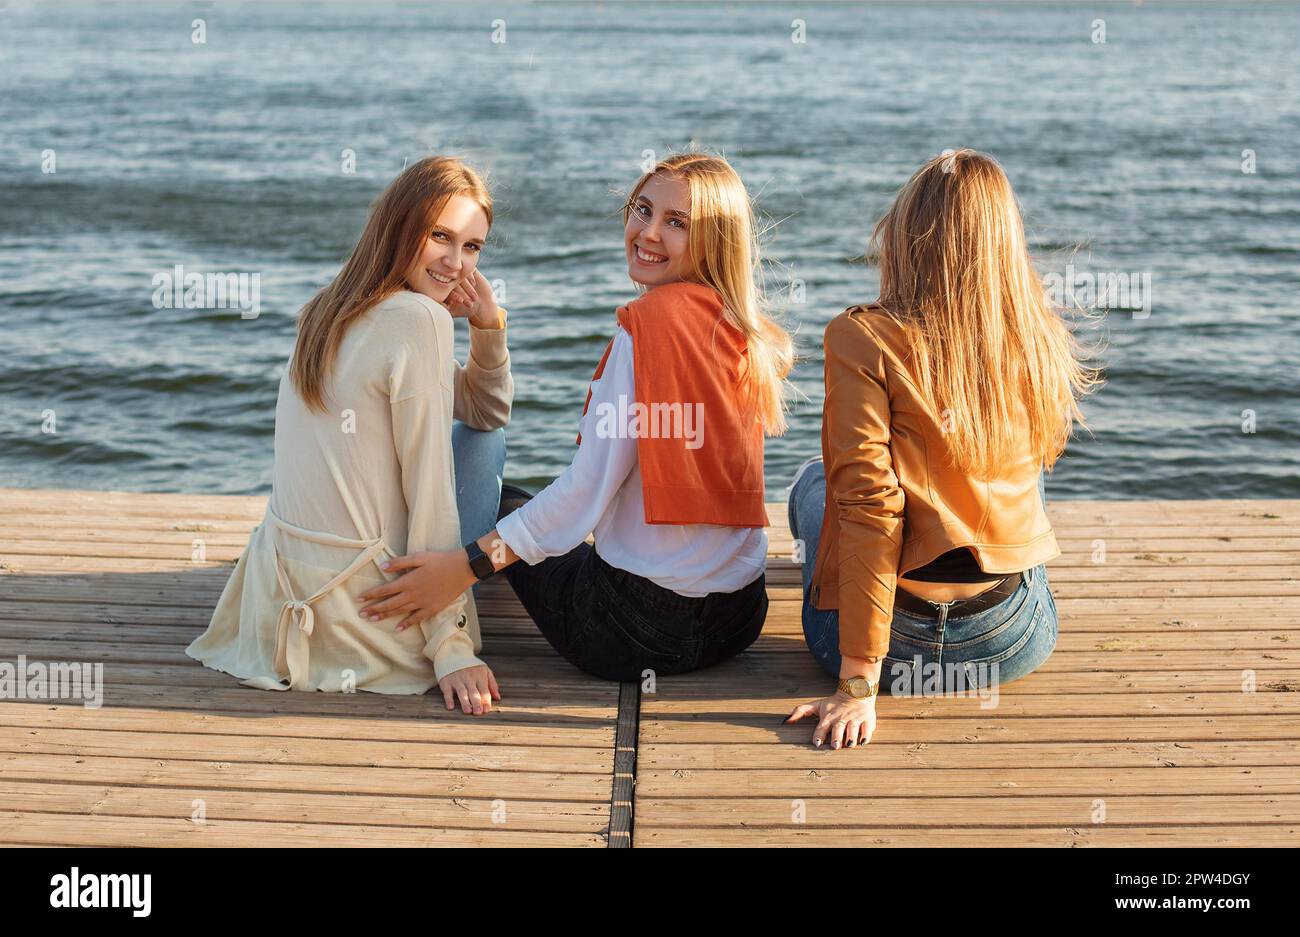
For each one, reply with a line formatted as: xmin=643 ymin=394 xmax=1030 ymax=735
xmin=822 ymin=311 xmax=906 ymax=659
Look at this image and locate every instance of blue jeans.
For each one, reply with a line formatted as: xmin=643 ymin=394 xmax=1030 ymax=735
xmin=451 ymin=422 xmax=507 ymax=588
xmin=786 ymin=460 xmax=1058 ymax=693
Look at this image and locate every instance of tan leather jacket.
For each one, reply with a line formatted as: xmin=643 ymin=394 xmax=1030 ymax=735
xmin=811 ymin=305 xmax=1060 ymax=659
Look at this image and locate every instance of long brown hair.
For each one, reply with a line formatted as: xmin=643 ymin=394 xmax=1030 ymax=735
xmin=290 ymin=156 xmax=493 ymax=411
xmin=622 ymin=152 xmax=794 ymax=435
xmin=871 ymin=149 xmax=1099 ymax=476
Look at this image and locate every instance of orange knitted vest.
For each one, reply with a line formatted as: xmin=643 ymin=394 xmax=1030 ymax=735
xmin=578 ymin=281 xmax=767 ymax=528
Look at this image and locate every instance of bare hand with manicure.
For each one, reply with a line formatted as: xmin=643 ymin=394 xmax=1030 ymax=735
xmin=440 ymin=269 xmax=504 ymax=330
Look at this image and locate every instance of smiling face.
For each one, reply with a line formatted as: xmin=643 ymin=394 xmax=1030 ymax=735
xmin=404 ymin=194 xmax=489 ymax=303
xmin=624 ymin=171 xmax=694 ymax=288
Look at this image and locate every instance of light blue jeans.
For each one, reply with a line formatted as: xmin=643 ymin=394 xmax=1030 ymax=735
xmin=451 ymin=422 xmax=507 ymax=596
xmin=787 ymin=460 xmax=1058 ymax=694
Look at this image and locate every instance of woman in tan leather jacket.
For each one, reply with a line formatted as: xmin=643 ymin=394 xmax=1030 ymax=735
xmin=785 ymin=149 xmax=1098 ymax=750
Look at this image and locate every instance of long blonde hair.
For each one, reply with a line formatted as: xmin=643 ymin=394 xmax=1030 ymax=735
xmin=290 ymin=156 xmax=493 ymax=412
xmin=622 ymin=152 xmax=794 ymax=436
xmin=871 ymin=149 xmax=1099 ymax=476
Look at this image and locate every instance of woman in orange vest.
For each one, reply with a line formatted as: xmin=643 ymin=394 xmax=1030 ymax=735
xmin=785 ymin=149 xmax=1099 ymax=749
xmin=358 ymin=153 xmax=794 ymax=705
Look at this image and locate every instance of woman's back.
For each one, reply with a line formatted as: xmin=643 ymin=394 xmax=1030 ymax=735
xmin=828 ymin=303 xmax=1057 ymax=576
xmin=188 ymin=289 xmax=498 ymax=694
xmin=270 ymin=290 xmax=450 ymax=554
xmin=809 ymin=301 xmax=1062 ymax=657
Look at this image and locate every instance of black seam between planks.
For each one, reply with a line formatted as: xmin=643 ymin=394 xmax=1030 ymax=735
xmin=607 ymin=679 xmax=640 ymax=848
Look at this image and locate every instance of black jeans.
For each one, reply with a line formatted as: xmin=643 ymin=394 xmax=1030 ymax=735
xmin=502 ymin=541 xmax=769 ymax=682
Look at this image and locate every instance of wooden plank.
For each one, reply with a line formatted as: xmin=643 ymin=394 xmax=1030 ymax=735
xmin=0 ymin=657 xmax=622 ymax=692
xmin=0 ymin=685 xmax=616 ymax=724
xmin=633 ymin=740 xmax=1300 ymax=770
xmin=649 ymin=669 xmax=1300 ymax=693
xmin=0 ymin=703 xmax=612 ymax=746
xmin=638 ymin=715 xmax=1300 ymax=744
xmin=0 ymin=726 xmax=612 ymax=773
xmin=0 ymin=489 xmax=264 ymax=515
xmin=639 ymin=693 xmax=1300 ymax=717
xmin=0 ymin=541 xmax=256 ymax=562
xmin=0 ymin=811 xmax=603 ymax=847
xmin=634 ymin=826 xmax=1300 ymax=847
xmin=0 ymin=782 xmax=608 ymax=834
xmin=0 ymin=752 xmax=610 ymax=800
xmin=635 ymin=795 xmax=1300 ymax=828
xmin=0 ymin=528 xmax=259 ymax=545
xmin=634 ymin=766 xmax=1300 ymax=798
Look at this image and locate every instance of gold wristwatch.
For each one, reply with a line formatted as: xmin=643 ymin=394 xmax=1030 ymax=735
xmin=837 ymin=676 xmax=878 ymax=699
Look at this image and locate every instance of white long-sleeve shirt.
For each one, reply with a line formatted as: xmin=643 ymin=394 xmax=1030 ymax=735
xmin=497 ymin=326 xmax=767 ymax=596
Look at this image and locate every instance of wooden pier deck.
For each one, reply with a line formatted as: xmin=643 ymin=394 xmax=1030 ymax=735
xmin=1 ymin=488 xmax=1297 ymax=847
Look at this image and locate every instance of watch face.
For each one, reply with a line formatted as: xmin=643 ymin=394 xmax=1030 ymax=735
xmin=842 ymin=676 xmax=876 ymax=698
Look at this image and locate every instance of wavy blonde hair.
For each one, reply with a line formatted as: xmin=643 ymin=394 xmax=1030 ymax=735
xmin=291 ymin=156 xmax=493 ymax=412
xmin=871 ymin=149 xmax=1099 ymax=477
xmin=623 ymin=152 xmax=794 ymax=435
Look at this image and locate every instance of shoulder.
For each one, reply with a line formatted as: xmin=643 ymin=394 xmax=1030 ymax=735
xmin=619 ymin=280 xmax=725 ymax=330
xmin=824 ymin=307 xmax=906 ymax=389
xmin=826 ymin=305 xmax=881 ymax=349
xmin=830 ymin=304 xmax=910 ymax=352
xmin=364 ymin=291 xmax=454 ymax=354
xmin=368 ymin=290 xmax=453 ymax=332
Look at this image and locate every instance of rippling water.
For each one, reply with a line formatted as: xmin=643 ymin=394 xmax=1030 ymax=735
xmin=2 ymin=1 xmax=1298 ymax=499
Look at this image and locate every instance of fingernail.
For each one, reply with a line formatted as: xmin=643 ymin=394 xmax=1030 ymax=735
xmin=814 ymin=739 xmax=822 ymax=747
xmin=381 ymin=562 xmax=391 ymax=570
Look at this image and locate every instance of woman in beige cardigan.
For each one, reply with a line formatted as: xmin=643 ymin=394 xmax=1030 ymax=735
xmin=187 ymin=156 xmax=513 ymax=715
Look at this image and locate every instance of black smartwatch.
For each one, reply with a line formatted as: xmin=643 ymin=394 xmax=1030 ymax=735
xmin=464 ymin=539 xmax=496 ymax=582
